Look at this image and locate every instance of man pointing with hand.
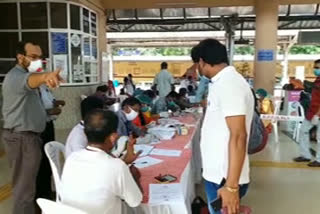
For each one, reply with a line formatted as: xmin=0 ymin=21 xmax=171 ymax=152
xmin=2 ymin=41 xmax=63 ymax=214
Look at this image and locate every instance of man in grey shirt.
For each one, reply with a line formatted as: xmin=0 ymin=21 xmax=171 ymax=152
xmin=2 ymin=41 xmax=63 ymax=214
xmin=153 ymin=62 xmax=175 ymax=97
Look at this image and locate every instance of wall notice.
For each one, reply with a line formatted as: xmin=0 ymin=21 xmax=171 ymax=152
xmin=53 ymin=55 xmax=68 ymax=81
xmin=257 ymin=50 xmax=274 ymax=62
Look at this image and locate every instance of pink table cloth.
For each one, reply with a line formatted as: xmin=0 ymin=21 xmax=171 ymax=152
xmin=140 ymin=114 xmax=200 ymax=203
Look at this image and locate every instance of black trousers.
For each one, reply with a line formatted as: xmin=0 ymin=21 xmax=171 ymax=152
xmin=36 ymin=121 xmax=55 ymax=199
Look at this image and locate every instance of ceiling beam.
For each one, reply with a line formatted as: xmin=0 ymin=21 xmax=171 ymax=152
xmin=102 ymin=0 xmax=320 ymax=9
xmin=102 ymin=0 xmax=254 ymax=9
xmin=107 ymin=15 xmax=320 ymax=25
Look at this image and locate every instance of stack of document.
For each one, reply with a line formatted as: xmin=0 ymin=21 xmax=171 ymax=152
xmin=134 ymin=145 xmax=154 ymax=157
xmin=150 ymin=148 xmax=182 ymax=157
xmin=158 ymin=118 xmax=183 ymax=126
xmin=148 ymin=126 xmax=176 ymax=140
xmin=133 ymin=156 xmax=163 ymax=169
xmin=149 ymin=183 xmax=184 ymax=204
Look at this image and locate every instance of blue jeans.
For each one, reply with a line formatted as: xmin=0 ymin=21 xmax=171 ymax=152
xmin=204 ymin=179 xmax=249 ymax=214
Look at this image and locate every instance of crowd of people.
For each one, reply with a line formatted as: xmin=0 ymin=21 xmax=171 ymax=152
xmin=3 ymin=39 xmax=320 ymax=214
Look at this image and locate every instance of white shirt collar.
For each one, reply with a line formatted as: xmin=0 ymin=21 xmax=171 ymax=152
xmin=210 ymin=66 xmax=232 ymax=83
xmin=86 ymin=146 xmax=104 ymax=153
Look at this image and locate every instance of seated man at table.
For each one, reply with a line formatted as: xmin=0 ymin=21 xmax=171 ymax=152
xmin=117 ymin=97 xmax=146 ymax=137
xmin=151 ymin=91 xmax=181 ymax=114
xmin=65 ymin=96 xmax=104 ymax=158
xmin=61 ymin=109 xmax=142 ymax=214
xmin=176 ymin=88 xmax=197 ymax=110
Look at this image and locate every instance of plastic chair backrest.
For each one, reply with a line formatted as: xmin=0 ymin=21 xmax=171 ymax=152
xmin=297 ymin=103 xmax=305 ymax=119
xmin=44 ymin=141 xmax=66 ymax=202
xmin=271 ymin=100 xmax=282 ymax=123
xmin=80 ymin=95 xmax=87 ymax=101
xmin=37 ymin=198 xmax=88 ymax=214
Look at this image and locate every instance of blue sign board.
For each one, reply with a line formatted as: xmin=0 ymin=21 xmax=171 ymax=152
xmin=257 ymin=50 xmax=274 ymax=62
xmin=52 ymin=33 xmax=68 ymax=54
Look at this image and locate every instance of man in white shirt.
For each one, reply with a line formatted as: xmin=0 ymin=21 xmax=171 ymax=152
xmin=65 ymin=96 xmax=103 ymax=158
xmin=153 ymin=62 xmax=175 ymax=97
xmin=61 ymin=109 xmax=142 ymax=214
xmin=197 ymin=39 xmax=254 ymax=214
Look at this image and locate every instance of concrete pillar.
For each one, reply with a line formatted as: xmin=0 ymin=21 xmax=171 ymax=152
xmin=253 ymin=0 xmax=279 ymax=93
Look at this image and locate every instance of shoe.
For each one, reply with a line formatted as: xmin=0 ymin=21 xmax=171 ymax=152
xmin=308 ymin=161 xmax=320 ymax=167
xmin=293 ymin=157 xmax=311 ymax=162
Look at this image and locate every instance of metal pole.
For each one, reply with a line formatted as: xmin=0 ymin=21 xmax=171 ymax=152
xmin=229 ymin=30 xmax=235 ymax=65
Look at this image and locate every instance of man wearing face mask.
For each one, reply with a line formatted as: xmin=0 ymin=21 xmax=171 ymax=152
xmin=2 ymin=41 xmax=63 ymax=214
xmin=116 ymin=97 xmax=145 ymax=137
xmin=293 ymin=59 xmax=320 ymax=167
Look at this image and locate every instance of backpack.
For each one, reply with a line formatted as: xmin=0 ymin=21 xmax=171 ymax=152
xmin=191 ymin=197 xmax=209 ymax=214
xmin=299 ymin=91 xmax=311 ymax=115
xmin=248 ymin=111 xmax=269 ymax=154
xmin=248 ymin=90 xmax=269 ymax=154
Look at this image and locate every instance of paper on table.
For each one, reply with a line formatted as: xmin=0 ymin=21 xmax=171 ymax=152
xmin=150 ymin=149 xmax=182 ymax=157
xmin=149 ymin=183 xmax=184 ymax=204
xmin=134 ymin=145 xmax=154 ymax=157
xmin=133 ymin=156 xmax=163 ymax=169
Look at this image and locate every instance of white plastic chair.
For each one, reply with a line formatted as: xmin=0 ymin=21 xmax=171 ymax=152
xmin=80 ymin=95 xmax=87 ymax=101
xmin=271 ymin=99 xmax=282 ymax=143
xmin=37 ymin=198 xmax=88 ymax=214
xmin=44 ymin=141 xmax=66 ymax=202
xmin=108 ymin=102 xmax=120 ymax=112
xmin=293 ymin=103 xmax=305 ymax=141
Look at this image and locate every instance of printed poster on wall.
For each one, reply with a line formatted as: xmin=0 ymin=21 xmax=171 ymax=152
xmin=51 ymin=33 xmax=68 ymax=54
xmin=53 ymin=55 xmax=68 ymax=81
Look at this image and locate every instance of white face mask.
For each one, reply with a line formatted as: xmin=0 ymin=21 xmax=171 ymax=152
xmin=27 ymin=59 xmax=43 ymax=73
xmin=124 ymin=107 xmax=138 ymax=121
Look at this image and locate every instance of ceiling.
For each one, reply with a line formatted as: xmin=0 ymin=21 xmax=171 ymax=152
xmin=101 ymin=0 xmax=320 ymax=9
xmin=101 ymin=0 xmax=254 ymax=9
xmin=107 ymin=5 xmax=320 ymax=32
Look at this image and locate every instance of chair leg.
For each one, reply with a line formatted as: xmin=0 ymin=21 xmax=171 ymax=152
xmin=273 ymin=123 xmax=279 ymax=143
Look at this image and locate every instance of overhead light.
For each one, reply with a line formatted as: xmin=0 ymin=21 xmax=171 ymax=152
xmin=234 ymin=38 xmax=250 ymax=45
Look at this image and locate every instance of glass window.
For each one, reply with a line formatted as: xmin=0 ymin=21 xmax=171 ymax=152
xmin=115 ymin=9 xmax=135 ymax=20
xmin=51 ymin=32 xmax=69 ymax=81
xmin=290 ymin=4 xmax=317 ymax=15
xmin=162 ymin=8 xmax=184 ymax=18
xmin=70 ymin=4 xmax=80 ymax=30
xmin=186 ymin=8 xmax=209 ymax=18
xmin=71 ymin=33 xmax=84 ymax=83
xmin=91 ymin=12 xmax=97 ymax=36
xmin=92 ymin=38 xmax=97 ymax=60
xmin=0 ymin=60 xmax=16 ymax=74
xmin=22 ymin=32 xmax=49 ymax=58
xmin=83 ymin=8 xmax=90 ymax=33
xmin=138 ymin=9 xmax=160 ymax=19
xmin=83 ymin=36 xmax=91 ymax=57
xmin=50 ymin=3 xmax=67 ymax=28
xmin=0 ymin=32 xmax=19 ymax=58
xmin=0 ymin=3 xmax=18 ymax=29
xmin=21 ymin=3 xmax=48 ymax=29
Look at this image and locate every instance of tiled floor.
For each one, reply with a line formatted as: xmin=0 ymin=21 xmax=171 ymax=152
xmin=0 ymin=130 xmax=320 ymax=214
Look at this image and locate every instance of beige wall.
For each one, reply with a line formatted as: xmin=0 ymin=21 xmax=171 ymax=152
xmin=53 ymin=85 xmax=96 ymax=130
xmin=113 ymin=60 xmax=318 ymax=83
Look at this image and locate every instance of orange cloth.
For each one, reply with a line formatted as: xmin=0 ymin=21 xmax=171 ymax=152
xmin=132 ymin=112 xmax=154 ymax=128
